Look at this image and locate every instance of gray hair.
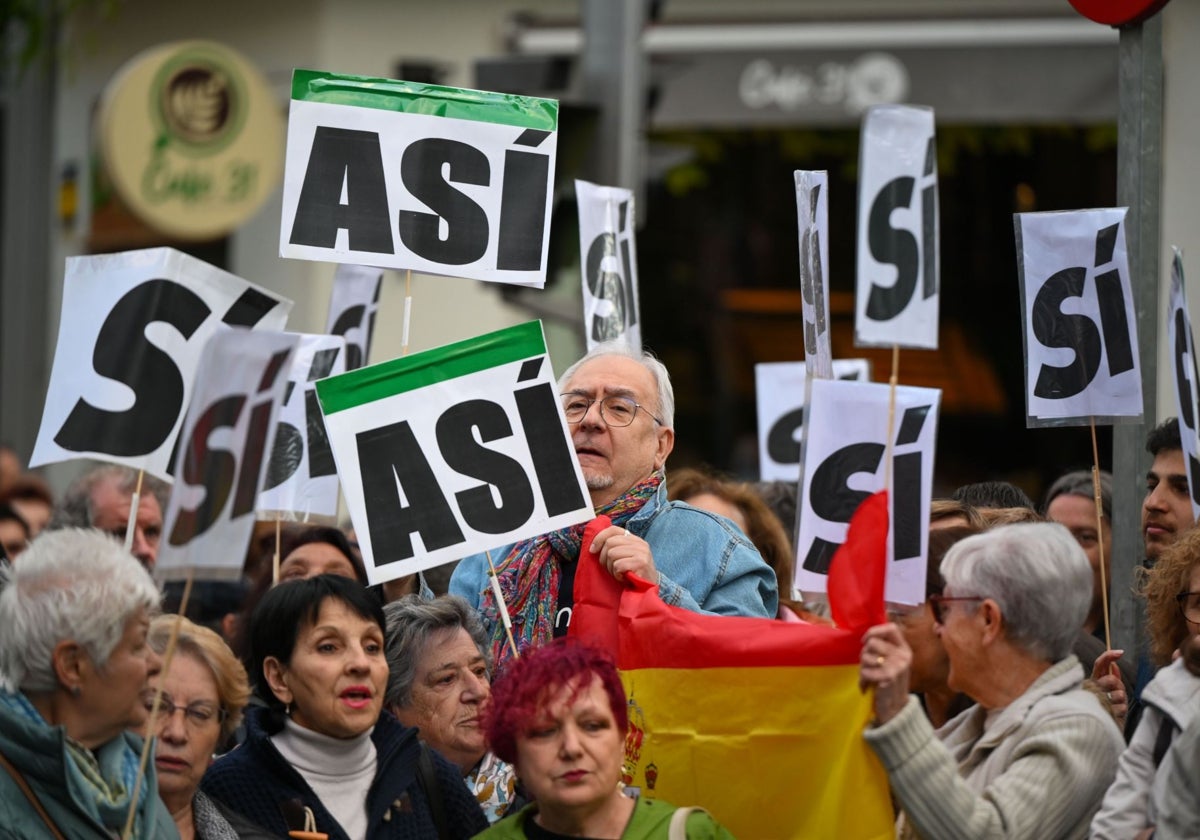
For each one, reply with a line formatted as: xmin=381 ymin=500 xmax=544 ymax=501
xmin=1042 ymin=469 xmax=1112 ymax=522
xmin=383 ymin=595 xmax=490 ymax=709
xmin=558 ymin=340 xmax=675 ymax=429
xmin=0 ymin=528 xmax=161 ymax=693
xmin=48 ymin=463 xmax=169 ymax=531
xmin=940 ymin=522 xmax=1091 ymax=663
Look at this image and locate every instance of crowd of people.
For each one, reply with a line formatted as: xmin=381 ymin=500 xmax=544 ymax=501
xmin=1 ymin=340 xmax=1199 ymax=838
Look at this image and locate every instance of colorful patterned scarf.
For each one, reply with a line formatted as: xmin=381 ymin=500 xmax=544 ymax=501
xmin=480 ymin=471 xmax=662 ymax=664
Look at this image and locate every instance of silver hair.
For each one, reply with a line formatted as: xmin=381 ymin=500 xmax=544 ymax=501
xmin=1042 ymin=469 xmax=1112 ymax=522
xmin=0 ymin=528 xmax=161 ymax=693
xmin=557 ymin=340 xmax=675 ymax=429
xmin=383 ymin=594 xmax=490 ymax=709
xmin=940 ymin=522 xmax=1092 ymax=663
xmin=48 ymin=463 xmax=169 ymax=531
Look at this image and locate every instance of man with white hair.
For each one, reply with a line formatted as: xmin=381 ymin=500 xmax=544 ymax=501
xmin=451 ymin=341 xmax=777 ymax=663
xmin=48 ymin=464 xmax=168 ymax=571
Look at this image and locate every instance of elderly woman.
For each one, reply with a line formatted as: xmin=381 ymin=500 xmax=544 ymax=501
xmin=860 ymin=522 xmax=1124 ymax=838
xmin=476 ymin=639 xmax=733 ymax=839
xmin=201 ymin=574 xmax=486 ymax=838
xmin=1043 ymin=469 xmax=1113 ymax=638
xmin=143 ymin=615 xmax=271 ymax=839
xmin=1091 ymin=527 xmax=1200 ymax=839
xmin=0 ymin=529 xmax=175 ymax=838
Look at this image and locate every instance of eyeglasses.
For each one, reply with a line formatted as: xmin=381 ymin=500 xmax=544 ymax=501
xmin=141 ymin=691 xmax=226 ymax=729
xmin=928 ymin=594 xmax=985 ymax=624
xmin=561 ymin=394 xmax=664 ymax=428
xmin=1176 ymin=591 xmax=1200 ymax=625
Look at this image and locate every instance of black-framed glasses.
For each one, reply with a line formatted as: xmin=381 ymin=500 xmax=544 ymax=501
xmin=561 ymin=394 xmax=664 ymax=428
xmin=1177 ymin=591 xmax=1200 ymax=624
xmin=141 ymin=690 xmax=227 ymax=729
xmin=929 ymin=594 xmax=985 ymax=624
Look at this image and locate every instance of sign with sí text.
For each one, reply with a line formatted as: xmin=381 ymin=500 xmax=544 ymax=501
xmin=157 ymin=328 xmax=298 ymax=581
xmin=795 ymin=170 xmax=833 ymax=378
xmin=282 ymin=70 xmax=558 ymax=288
xmin=31 ymin=248 xmax=292 ymax=479
xmin=316 ymin=320 xmax=594 ymax=585
xmin=796 ymin=378 xmax=939 ymax=605
xmin=575 ymin=179 xmax=641 ymax=351
xmin=1168 ymin=248 xmax=1200 ymax=521
xmin=326 ymin=264 xmax=383 ymax=371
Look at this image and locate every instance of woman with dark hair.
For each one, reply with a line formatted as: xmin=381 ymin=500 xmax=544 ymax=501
xmin=477 ymin=639 xmax=733 ymax=839
xmin=201 ymin=574 xmax=487 ymax=839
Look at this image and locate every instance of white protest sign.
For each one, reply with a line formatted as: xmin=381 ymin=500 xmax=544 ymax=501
xmin=257 ymin=333 xmax=348 ymax=522
xmin=326 ymin=264 xmax=383 ymax=371
xmin=575 ymin=179 xmax=642 ymax=351
xmin=795 ymin=378 xmax=939 ymax=605
xmin=157 ymin=328 xmax=298 ymax=581
xmin=795 ymin=170 xmax=832 ymax=378
xmin=855 ymin=105 xmax=939 ymax=349
xmin=1015 ymin=208 xmax=1142 ymax=427
xmin=756 ymin=359 xmax=871 ymax=481
xmin=282 ymin=70 xmax=558 ymax=288
xmin=31 ymin=248 xmax=292 ymax=479
xmin=316 ymin=320 xmax=594 ymax=585
xmin=1168 ymin=248 xmax=1200 ymax=521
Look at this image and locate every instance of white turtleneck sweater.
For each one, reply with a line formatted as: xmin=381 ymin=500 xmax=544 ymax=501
xmin=272 ymin=717 xmax=377 ymax=840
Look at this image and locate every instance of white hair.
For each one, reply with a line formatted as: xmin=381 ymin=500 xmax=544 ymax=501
xmin=558 ymin=340 xmax=675 ymax=428
xmin=0 ymin=528 xmax=160 ymax=693
xmin=940 ymin=522 xmax=1092 ymax=663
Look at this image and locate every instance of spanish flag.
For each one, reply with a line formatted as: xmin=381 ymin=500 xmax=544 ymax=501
xmin=571 ymin=493 xmax=894 ymax=839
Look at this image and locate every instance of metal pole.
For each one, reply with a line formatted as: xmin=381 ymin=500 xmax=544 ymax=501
xmin=1110 ymin=14 xmax=1162 ymax=657
xmin=580 ymin=0 xmax=647 ymax=194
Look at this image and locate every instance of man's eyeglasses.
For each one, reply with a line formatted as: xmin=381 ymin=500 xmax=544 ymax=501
xmin=928 ymin=594 xmax=985 ymax=624
xmin=141 ymin=691 xmax=227 ymax=729
xmin=1176 ymin=591 xmax=1200 ymax=625
xmin=561 ymin=395 xmax=664 ymax=428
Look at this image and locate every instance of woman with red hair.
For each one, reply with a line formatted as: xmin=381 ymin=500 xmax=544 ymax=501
xmin=478 ymin=640 xmax=732 ymax=839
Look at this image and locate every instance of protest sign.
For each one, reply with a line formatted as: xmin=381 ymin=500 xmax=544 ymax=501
xmin=157 ymin=328 xmax=298 ymax=580
xmin=795 ymin=377 xmax=939 ymax=605
xmin=756 ymin=359 xmax=871 ymax=481
xmin=575 ymin=179 xmax=641 ymax=351
xmin=282 ymin=70 xmax=558 ymax=288
xmin=855 ymin=105 xmax=939 ymax=349
xmin=31 ymin=248 xmax=292 ymax=479
xmin=795 ymin=170 xmax=832 ymax=378
xmin=1015 ymin=208 xmax=1142 ymax=426
xmin=326 ymin=264 xmax=383 ymax=371
xmin=316 ymin=320 xmax=593 ymax=585
xmin=1168 ymin=248 xmax=1200 ymax=520
xmin=257 ymin=333 xmax=347 ymax=522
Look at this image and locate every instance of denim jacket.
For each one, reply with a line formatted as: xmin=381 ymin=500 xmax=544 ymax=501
xmin=449 ymin=481 xmax=778 ymax=622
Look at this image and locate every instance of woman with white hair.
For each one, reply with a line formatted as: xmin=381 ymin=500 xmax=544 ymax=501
xmin=859 ymin=522 xmax=1126 ymax=839
xmin=0 ymin=528 xmax=176 ymax=838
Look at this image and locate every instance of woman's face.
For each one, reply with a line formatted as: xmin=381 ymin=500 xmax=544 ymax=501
xmin=278 ymin=542 xmax=358 ymax=583
xmin=78 ymin=607 xmax=151 ymax=748
xmin=514 ymin=676 xmax=624 ymax=815
xmin=265 ymin=598 xmax=387 ymax=739
xmin=145 ymin=652 xmax=223 ymax=808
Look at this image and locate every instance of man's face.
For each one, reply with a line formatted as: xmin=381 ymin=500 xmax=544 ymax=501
xmin=1143 ymin=448 xmax=1196 ymax=561
xmin=90 ymin=479 xmax=163 ymax=571
xmin=561 ymin=356 xmax=674 ymax=508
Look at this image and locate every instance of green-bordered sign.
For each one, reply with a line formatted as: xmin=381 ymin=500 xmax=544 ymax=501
xmin=316 ymin=320 xmax=592 ymax=585
xmin=282 ymin=70 xmax=559 ymax=289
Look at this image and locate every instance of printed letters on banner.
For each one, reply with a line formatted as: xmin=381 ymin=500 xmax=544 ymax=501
xmin=855 ymin=105 xmax=939 ymax=349
xmin=1168 ymin=248 xmax=1200 ymax=520
xmin=756 ymin=359 xmax=871 ymax=482
xmin=575 ymin=179 xmax=642 ymax=351
xmin=316 ymin=320 xmax=594 ymax=586
xmin=795 ymin=170 xmax=832 ymax=378
xmin=1015 ymin=208 xmax=1142 ymax=427
xmin=257 ymin=333 xmax=348 ymax=522
xmin=157 ymin=328 xmax=299 ymax=581
xmin=30 ymin=248 xmax=292 ymax=479
xmin=795 ymin=378 xmax=939 ymax=605
xmin=282 ymin=70 xmax=558 ymax=288
xmin=326 ymin=264 xmax=383 ymax=371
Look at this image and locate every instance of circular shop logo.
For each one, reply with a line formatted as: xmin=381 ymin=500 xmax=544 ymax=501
xmin=159 ymin=62 xmax=236 ymax=147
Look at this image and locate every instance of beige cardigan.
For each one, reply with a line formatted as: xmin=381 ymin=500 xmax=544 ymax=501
xmin=864 ymin=656 xmax=1125 ymax=840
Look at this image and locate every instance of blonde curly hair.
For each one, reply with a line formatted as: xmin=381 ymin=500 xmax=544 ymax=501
xmin=1141 ymin=527 xmax=1200 ymax=667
